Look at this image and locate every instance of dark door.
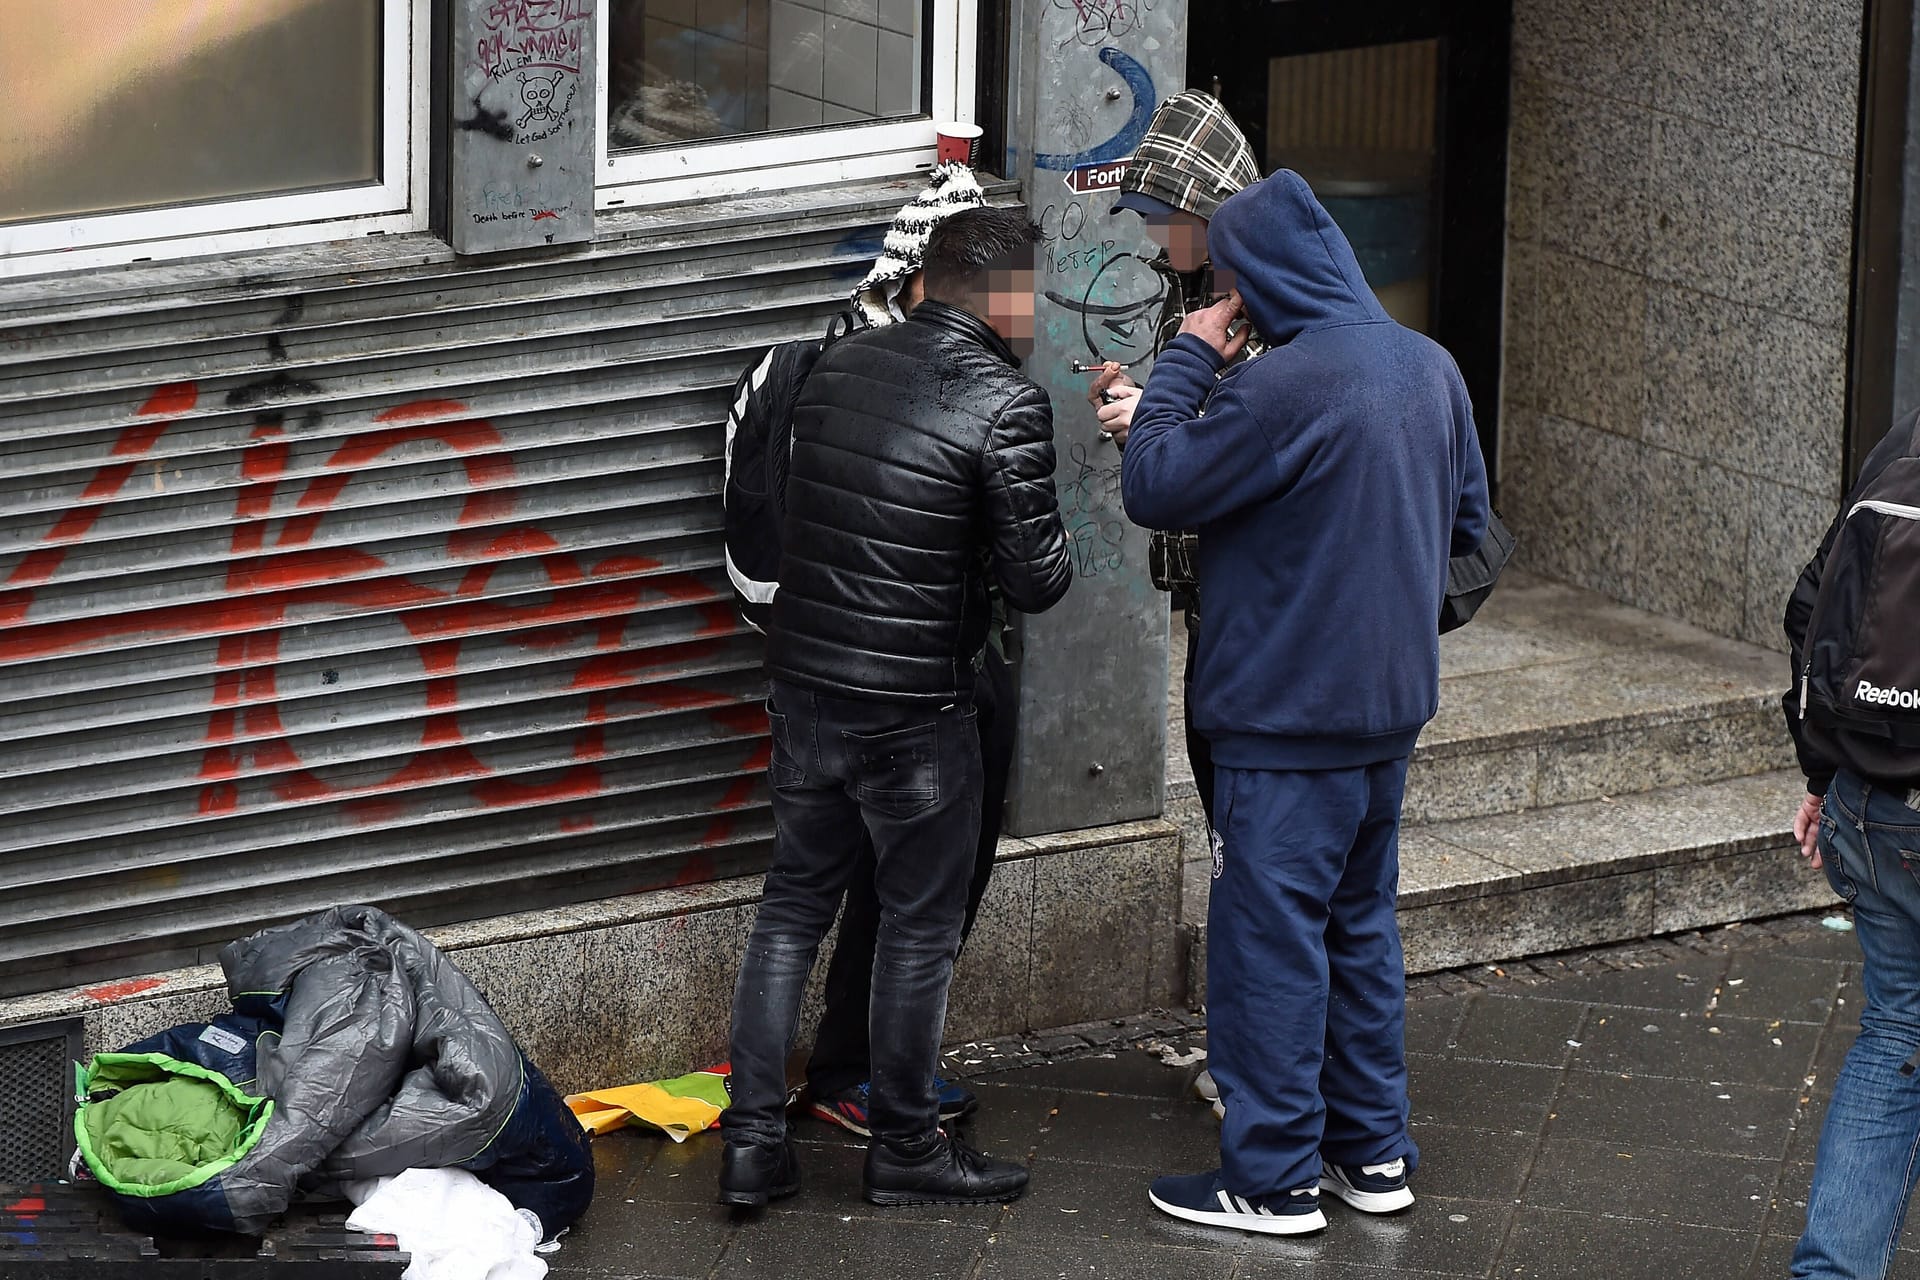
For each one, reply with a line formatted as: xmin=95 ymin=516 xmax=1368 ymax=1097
xmin=1188 ymin=0 xmax=1512 ymax=485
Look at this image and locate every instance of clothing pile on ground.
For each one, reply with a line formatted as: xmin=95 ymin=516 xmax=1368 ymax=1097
xmin=75 ymin=904 xmax=593 ymax=1275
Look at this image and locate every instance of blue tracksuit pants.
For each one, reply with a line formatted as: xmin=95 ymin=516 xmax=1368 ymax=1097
xmin=1209 ymin=758 xmax=1419 ymax=1195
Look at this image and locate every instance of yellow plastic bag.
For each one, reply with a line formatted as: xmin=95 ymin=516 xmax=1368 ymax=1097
xmin=565 ymin=1066 xmax=730 ymax=1143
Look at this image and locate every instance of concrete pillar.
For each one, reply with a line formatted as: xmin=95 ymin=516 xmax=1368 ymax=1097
xmin=1000 ymin=0 xmax=1187 ymax=836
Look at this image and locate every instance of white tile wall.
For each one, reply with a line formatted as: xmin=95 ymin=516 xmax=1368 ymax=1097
xmin=765 ymin=0 xmax=920 ymax=129
xmin=875 ymin=28 xmax=915 ymax=116
xmin=878 ymin=0 xmax=916 ymax=35
xmin=768 ymin=0 xmax=826 ymax=98
xmin=823 ymin=16 xmax=880 ymax=114
xmin=769 ymin=85 xmax=825 ymax=128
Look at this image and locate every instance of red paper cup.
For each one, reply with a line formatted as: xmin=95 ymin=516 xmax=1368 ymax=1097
xmin=935 ymin=122 xmax=983 ymax=167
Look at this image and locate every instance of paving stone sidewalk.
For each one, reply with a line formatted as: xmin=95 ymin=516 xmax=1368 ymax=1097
xmin=553 ymin=911 xmax=1900 ymax=1280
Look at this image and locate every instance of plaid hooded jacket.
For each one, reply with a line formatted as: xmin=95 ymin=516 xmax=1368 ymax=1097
xmin=1120 ymin=91 xmax=1262 ymax=224
xmin=1119 ymin=91 xmax=1262 ymax=353
xmin=1118 ymin=92 xmax=1261 ymax=606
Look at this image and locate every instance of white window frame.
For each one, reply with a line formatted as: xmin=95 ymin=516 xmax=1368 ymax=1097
xmin=596 ymin=0 xmax=976 ymax=208
xmin=0 ymin=0 xmax=431 ymax=279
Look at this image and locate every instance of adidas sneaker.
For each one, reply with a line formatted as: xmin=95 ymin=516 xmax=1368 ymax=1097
xmin=1147 ymin=1170 xmax=1328 ymax=1236
xmin=1319 ymin=1158 xmax=1415 ymax=1214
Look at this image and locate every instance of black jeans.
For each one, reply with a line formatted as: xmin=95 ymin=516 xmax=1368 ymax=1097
xmin=806 ymin=648 xmax=1014 ymax=1098
xmin=1184 ymin=609 xmax=1217 ymax=830
xmin=724 ymin=680 xmax=984 ymax=1152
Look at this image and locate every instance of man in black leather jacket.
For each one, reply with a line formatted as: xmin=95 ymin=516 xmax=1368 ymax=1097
xmin=720 ymin=207 xmax=1071 ymax=1210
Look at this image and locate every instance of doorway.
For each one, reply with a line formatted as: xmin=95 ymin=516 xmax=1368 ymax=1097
xmin=1187 ymin=1 xmax=1512 ymax=482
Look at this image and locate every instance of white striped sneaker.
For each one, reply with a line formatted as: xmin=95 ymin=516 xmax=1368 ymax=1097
xmin=1319 ymin=1158 xmax=1415 ymax=1214
xmin=1147 ymin=1170 xmax=1328 ymax=1236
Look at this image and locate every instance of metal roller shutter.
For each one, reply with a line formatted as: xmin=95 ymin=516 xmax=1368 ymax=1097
xmin=0 ymin=180 xmax=997 ymax=997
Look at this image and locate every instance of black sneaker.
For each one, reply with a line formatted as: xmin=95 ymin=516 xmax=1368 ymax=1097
xmin=1319 ymin=1158 xmax=1414 ymax=1214
xmin=718 ymin=1139 xmax=801 ymax=1208
xmin=1147 ymin=1170 xmax=1327 ymax=1236
xmin=863 ymin=1134 xmax=1030 ymax=1206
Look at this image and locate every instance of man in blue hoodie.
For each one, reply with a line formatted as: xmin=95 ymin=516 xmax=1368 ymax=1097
xmin=1123 ymin=171 xmax=1489 ymax=1236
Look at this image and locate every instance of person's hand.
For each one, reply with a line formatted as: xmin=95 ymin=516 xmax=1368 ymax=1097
xmin=1096 ymin=384 xmax=1141 ymax=446
xmin=1085 ymin=362 xmax=1139 ymax=447
xmin=1794 ymin=792 xmax=1824 ymax=869
xmin=1179 ymin=292 xmax=1250 ymax=362
xmin=1085 ymin=361 xmax=1136 ymax=408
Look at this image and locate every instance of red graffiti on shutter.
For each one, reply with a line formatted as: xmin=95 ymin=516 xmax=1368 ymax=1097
xmin=4 ymin=376 xmax=768 ymax=887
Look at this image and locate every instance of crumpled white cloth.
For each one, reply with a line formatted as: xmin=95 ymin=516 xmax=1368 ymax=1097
xmin=345 ymin=1168 xmax=548 ymax=1280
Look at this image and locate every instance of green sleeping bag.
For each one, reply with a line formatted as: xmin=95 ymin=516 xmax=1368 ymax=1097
xmin=77 ymin=1054 xmax=274 ymax=1198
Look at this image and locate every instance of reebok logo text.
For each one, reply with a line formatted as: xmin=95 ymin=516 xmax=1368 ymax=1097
xmin=1856 ymin=679 xmax=1920 ymax=710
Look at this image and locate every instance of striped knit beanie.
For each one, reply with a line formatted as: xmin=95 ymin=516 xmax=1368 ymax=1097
xmin=851 ymin=163 xmax=989 ymax=327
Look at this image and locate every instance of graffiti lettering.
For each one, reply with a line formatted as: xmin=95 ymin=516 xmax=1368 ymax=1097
xmin=1066 ymin=516 xmax=1127 ymax=578
xmin=1051 ymin=242 xmax=1117 ymax=275
xmin=1052 ymin=0 xmax=1155 ymax=47
xmin=473 ymin=202 xmax=574 ymax=225
xmin=476 ymin=0 xmax=592 ymax=89
xmin=2 ymin=354 xmax=763 ymax=852
xmin=484 ymin=0 xmax=592 ymax=34
xmin=1060 ymin=440 xmax=1122 ymax=522
xmin=1039 ymin=200 xmax=1089 ymax=245
xmin=1038 ymin=200 xmax=1120 ymax=277
xmin=1058 ymin=444 xmax=1127 ymax=580
xmin=1043 ymin=250 xmax=1166 ymax=364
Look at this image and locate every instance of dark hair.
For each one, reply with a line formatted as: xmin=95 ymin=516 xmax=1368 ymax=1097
xmin=921 ymin=207 xmax=1043 ymax=305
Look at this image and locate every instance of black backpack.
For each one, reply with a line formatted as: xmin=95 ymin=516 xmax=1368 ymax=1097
xmin=1800 ymin=416 xmax=1920 ymax=749
xmin=722 ymin=313 xmax=853 ymax=634
xmin=1439 ymin=512 xmax=1517 ymax=634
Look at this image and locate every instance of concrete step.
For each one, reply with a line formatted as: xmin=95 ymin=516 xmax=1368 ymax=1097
xmin=1165 ymin=573 xmax=1795 ymax=861
xmin=1183 ymin=769 xmax=1826 ymax=1002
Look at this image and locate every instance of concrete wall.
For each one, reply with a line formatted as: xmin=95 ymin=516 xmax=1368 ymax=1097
xmin=0 ymin=822 xmax=1181 ymax=1097
xmin=1500 ymin=0 xmax=1864 ymax=651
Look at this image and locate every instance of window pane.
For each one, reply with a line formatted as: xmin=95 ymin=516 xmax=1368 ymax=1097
xmin=608 ymin=0 xmax=925 ymax=151
xmin=1266 ymin=40 xmax=1438 ymax=333
xmin=0 ymin=0 xmax=383 ymax=227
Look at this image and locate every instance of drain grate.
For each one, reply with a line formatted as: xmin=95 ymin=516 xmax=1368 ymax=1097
xmin=0 ymin=1018 xmax=82 ymax=1182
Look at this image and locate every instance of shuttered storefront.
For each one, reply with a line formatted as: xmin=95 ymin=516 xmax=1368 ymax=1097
xmin=0 ymin=183 xmax=939 ymax=996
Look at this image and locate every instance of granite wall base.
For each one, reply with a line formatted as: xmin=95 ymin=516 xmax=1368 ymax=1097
xmin=1185 ymin=840 xmax=1831 ymax=1006
xmin=0 ymin=820 xmax=1182 ymax=1096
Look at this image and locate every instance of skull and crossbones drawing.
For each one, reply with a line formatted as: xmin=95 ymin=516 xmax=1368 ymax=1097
xmin=517 ymin=71 xmax=565 ymax=128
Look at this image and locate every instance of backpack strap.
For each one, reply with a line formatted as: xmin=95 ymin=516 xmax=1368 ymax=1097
xmin=821 ymin=309 xmax=856 ymax=349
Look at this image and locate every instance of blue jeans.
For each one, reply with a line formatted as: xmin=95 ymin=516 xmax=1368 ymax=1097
xmin=1208 ymin=759 xmax=1419 ymax=1195
xmin=1795 ymin=771 xmax=1920 ymax=1279
xmin=723 ymin=681 xmax=982 ymax=1153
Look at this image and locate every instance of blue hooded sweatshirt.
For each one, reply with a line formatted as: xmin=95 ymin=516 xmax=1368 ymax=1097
xmin=1121 ymin=171 xmax=1489 ymax=771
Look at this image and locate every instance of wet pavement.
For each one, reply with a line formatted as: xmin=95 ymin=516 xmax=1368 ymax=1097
xmin=552 ymin=912 xmax=1903 ymax=1279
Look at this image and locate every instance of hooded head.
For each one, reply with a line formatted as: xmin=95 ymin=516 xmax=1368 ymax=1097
xmin=851 ymin=163 xmax=989 ymax=327
xmin=1207 ymin=170 xmax=1389 ymax=346
xmin=1115 ymin=92 xmax=1260 ymax=223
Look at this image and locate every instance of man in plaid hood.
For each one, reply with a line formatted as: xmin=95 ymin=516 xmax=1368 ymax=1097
xmin=1091 ymin=96 xmax=1259 ymax=1118
xmin=1098 ymin=91 xmax=1261 ymax=383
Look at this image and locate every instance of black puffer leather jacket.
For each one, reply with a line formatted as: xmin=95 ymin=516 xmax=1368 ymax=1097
xmin=767 ymin=301 xmax=1071 ymax=703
